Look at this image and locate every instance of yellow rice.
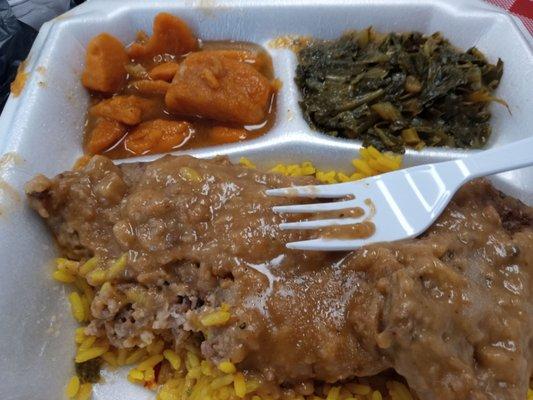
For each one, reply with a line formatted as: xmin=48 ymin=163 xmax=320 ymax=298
xmin=51 ymin=147 xmax=533 ymax=400
xmin=76 ymin=383 xmax=93 ymax=400
xmin=218 ymin=360 xmax=237 ymax=374
xmin=53 ymin=269 xmax=76 ymax=283
xmin=200 ymin=309 xmax=231 ymax=327
xmin=239 ymin=145 xmax=402 ymax=184
xmin=65 ymin=376 xmax=80 ymax=398
xmin=78 ymin=257 xmax=99 ymax=276
xmin=68 ymin=292 xmax=85 ymax=322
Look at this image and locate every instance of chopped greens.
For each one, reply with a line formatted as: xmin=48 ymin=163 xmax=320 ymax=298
xmin=295 ymin=29 xmax=504 ymax=153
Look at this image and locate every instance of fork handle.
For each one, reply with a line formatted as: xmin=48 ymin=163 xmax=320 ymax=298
xmin=460 ymin=136 xmax=533 ymax=179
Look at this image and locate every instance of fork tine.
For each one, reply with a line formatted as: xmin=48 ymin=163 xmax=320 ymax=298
xmin=273 ymin=199 xmax=358 ymax=214
xmin=266 ymin=182 xmax=354 ymax=198
xmin=279 ymin=217 xmax=365 ymax=230
xmin=286 ymin=238 xmax=367 ymax=251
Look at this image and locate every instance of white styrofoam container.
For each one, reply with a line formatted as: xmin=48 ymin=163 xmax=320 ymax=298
xmin=0 ymin=0 xmax=531 ymax=398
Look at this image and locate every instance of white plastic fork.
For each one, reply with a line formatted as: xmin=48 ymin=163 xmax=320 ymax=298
xmin=267 ymin=137 xmax=533 ymax=251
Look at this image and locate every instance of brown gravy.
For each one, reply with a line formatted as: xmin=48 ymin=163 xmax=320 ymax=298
xmin=25 ymin=156 xmax=533 ymax=400
xmin=320 ymin=221 xmax=375 ymax=239
xmin=314 ymin=206 xmax=365 ymax=220
xmin=315 ymin=201 xmax=375 ymax=239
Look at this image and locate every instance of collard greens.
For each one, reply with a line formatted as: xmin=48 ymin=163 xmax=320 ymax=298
xmin=295 ymin=29 xmax=504 ymax=153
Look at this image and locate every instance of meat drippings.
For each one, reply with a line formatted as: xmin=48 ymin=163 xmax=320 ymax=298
xmin=25 ymin=155 xmax=533 ymax=400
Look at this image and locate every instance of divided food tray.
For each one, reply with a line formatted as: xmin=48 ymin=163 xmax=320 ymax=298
xmin=0 ymin=0 xmax=531 ymax=398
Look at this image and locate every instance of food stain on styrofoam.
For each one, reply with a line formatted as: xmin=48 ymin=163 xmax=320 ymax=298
xmin=36 ymin=66 xmax=47 ymax=88
xmin=268 ymin=35 xmax=313 ymax=52
xmin=0 ymin=152 xmax=24 ymax=171
xmin=183 ymin=0 xmax=221 ymax=18
xmin=0 ymin=180 xmax=20 ymax=203
xmin=0 ymin=180 xmax=20 ymax=217
xmin=287 ymin=109 xmax=294 ymax=122
xmin=10 ymin=60 xmax=29 ymax=97
xmin=0 ymin=153 xmax=24 ymax=216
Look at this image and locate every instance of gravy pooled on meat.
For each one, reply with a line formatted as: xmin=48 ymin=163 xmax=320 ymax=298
xmin=26 ymin=155 xmax=533 ymax=400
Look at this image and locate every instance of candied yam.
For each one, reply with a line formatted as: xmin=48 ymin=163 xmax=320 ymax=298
xmin=87 ymin=119 xmax=127 ymax=154
xmin=252 ymin=51 xmax=271 ymax=72
xmin=199 ymin=50 xmax=269 ymax=71
xmin=148 ymin=62 xmax=180 ymax=81
xmin=129 ymin=79 xmax=170 ymax=96
xmin=208 ymin=126 xmax=248 ymax=144
xmin=81 ymin=33 xmax=128 ymax=93
xmin=165 ymin=52 xmax=273 ymax=124
xmin=90 ymin=98 xmax=141 ymax=125
xmin=128 ymin=13 xmax=198 ymax=60
xmin=201 ymin=68 xmax=220 ymax=89
xmin=90 ymin=95 xmax=158 ymax=125
xmin=125 ymin=119 xmax=193 ymax=155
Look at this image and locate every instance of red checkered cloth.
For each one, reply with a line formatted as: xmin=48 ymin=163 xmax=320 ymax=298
xmin=484 ymin=0 xmax=533 ymax=34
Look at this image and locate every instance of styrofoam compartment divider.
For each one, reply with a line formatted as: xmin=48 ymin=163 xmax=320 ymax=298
xmin=0 ymin=0 xmax=531 ymax=398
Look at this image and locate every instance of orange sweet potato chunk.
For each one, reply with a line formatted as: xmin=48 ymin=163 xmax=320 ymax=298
xmin=129 ymin=79 xmax=170 ymax=96
xmin=208 ymin=126 xmax=248 ymax=144
xmin=200 ymin=50 xmax=269 ymax=71
xmin=165 ymin=52 xmax=273 ymax=124
xmin=90 ymin=95 xmax=159 ymax=125
xmin=87 ymin=119 xmax=127 ymax=154
xmin=82 ymin=33 xmax=128 ymax=93
xmin=149 ymin=62 xmax=180 ymax=81
xmin=125 ymin=119 xmax=193 ymax=155
xmin=128 ymin=13 xmax=198 ymax=60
